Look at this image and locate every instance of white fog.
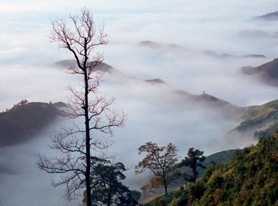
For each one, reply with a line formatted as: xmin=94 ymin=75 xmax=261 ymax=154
xmin=0 ymin=1 xmax=277 ymax=205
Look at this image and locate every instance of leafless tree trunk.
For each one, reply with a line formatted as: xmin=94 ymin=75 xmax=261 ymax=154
xmin=37 ymin=8 xmax=125 ymax=206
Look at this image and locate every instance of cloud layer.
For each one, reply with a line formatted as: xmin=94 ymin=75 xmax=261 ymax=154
xmin=0 ymin=0 xmax=278 ymax=205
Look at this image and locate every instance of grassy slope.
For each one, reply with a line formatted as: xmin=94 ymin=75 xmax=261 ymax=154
xmin=254 ymin=58 xmax=278 ymax=80
xmin=141 ymin=150 xmax=237 ymax=204
xmin=0 ymin=102 xmax=62 ymax=146
xmin=233 ymin=100 xmax=278 ymax=136
xmin=192 ymin=131 xmax=278 ymax=206
xmin=148 ymin=131 xmax=278 ymax=206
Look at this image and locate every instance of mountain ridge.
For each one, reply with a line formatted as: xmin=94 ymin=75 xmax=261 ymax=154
xmin=230 ymin=99 xmax=278 ymax=137
xmin=0 ymin=101 xmax=63 ymax=147
xmin=256 ymin=11 xmax=278 ymax=21
xmin=242 ymin=58 xmax=278 ymax=86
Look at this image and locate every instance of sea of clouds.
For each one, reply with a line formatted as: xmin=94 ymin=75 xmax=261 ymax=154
xmin=0 ymin=0 xmax=278 ymax=205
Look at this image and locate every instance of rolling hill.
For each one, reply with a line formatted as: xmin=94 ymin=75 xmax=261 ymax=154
xmin=0 ymin=101 xmax=63 ymax=147
xmin=242 ymin=58 xmax=278 ymax=86
xmin=256 ymin=11 xmax=278 ymax=21
xmin=144 ymin=77 xmax=243 ymax=119
xmin=140 ymin=149 xmax=238 ymax=204
xmin=55 ymin=59 xmax=113 ymax=73
xmin=231 ymin=99 xmax=278 ymax=137
xmin=146 ymin=130 xmax=278 ymax=206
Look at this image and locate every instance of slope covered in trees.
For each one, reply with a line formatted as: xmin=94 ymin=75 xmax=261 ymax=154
xmin=230 ymin=99 xmax=278 ymax=138
xmin=147 ymin=131 xmax=278 ymax=206
xmin=0 ymin=101 xmax=63 ymax=146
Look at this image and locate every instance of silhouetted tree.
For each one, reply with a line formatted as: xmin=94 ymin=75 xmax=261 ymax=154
xmin=178 ymin=148 xmax=206 ymax=183
xmin=37 ymin=8 xmax=126 ymax=206
xmin=135 ymin=142 xmax=178 ymax=195
xmin=82 ymin=157 xmax=136 ymax=206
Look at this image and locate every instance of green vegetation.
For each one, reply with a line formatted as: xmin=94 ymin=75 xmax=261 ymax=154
xmin=177 ymin=148 xmax=206 ymax=183
xmin=195 ymin=149 xmax=238 ymax=179
xmin=255 ymin=123 xmax=278 ymax=138
xmin=140 ymin=149 xmax=237 ymax=203
xmin=82 ymin=158 xmax=136 ymax=206
xmin=147 ymin=131 xmax=278 ymax=206
xmin=1 ymin=98 xmax=278 ymax=206
xmin=203 ymin=150 xmax=238 ymax=165
xmin=234 ymin=99 xmax=278 ymax=135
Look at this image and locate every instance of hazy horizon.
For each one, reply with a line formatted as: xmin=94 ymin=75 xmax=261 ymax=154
xmin=1 ymin=0 xmax=278 ymax=110
xmin=0 ymin=1 xmax=278 ymax=205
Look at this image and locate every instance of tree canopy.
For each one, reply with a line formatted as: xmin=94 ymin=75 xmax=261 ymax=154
xmin=178 ymin=148 xmax=206 ymax=183
xmin=81 ymin=157 xmax=136 ymax=206
xmin=148 ymin=130 xmax=278 ymax=206
xmin=135 ymin=142 xmax=178 ymax=195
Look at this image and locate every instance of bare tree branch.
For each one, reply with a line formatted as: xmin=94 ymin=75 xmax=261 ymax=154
xmin=37 ymin=8 xmax=126 ymax=205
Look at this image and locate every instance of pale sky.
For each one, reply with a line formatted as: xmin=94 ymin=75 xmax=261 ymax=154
xmin=0 ymin=0 xmax=277 ymax=110
xmin=0 ymin=1 xmax=277 ymax=205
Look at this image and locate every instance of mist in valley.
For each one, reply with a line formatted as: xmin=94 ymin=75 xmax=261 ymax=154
xmin=0 ymin=0 xmax=278 ymax=205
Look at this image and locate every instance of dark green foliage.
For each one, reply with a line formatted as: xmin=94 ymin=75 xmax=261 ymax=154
xmin=187 ymin=182 xmax=206 ymax=204
xmin=177 ymin=148 xmax=206 ymax=183
xmin=172 ymin=150 xmax=237 ymax=190
xmin=235 ymin=100 xmax=278 ymax=135
xmin=193 ymin=131 xmax=278 ymax=206
xmin=146 ymin=131 xmax=278 ymax=206
xmin=142 ymin=149 xmax=236 ymax=204
xmin=255 ymin=122 xmax=278 ymax=138
xmin=147 ymin=186 xmax=189 ymax=206
xmin=130 ymin=190 xmax=141 ymax=203
xmin=89 ymin=157 xmax=136 ymax=206
xmin=203 ymin=150 xmax=238 ymax=165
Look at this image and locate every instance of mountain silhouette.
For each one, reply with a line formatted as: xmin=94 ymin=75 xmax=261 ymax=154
xmin=242 ymin=58 xmax=278 ymax=86
xmin=0 ymin=102 xmax=63 ymax=147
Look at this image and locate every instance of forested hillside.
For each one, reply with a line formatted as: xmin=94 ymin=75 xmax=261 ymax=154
xmin=230 ymin=99 xmax=278 ymax=138
xmin=0 ymin=101 xmax=63 ymax=146
xmin=147 ymin=131 xmax=278 ymax=206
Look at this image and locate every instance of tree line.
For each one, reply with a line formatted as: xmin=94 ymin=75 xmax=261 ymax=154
xmin=135 ymin=142 xmax=206 ymax=197
xmin=148 ymin=131 xmax=278 ymax=206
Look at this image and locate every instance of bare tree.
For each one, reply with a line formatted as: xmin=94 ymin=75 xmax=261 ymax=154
xmin=135 ymin=142 xmax=178 ymax=196
xmin=37 ymin=8 xmax=126 ymax=206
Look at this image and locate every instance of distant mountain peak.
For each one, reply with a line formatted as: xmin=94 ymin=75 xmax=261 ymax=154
xmin=241 ymin=54 xmax=266 ymax=59
xmin=241 ymin=58 xmax=278 ymax=86
xmin=0 ymin=102 xmax=62 ymax=147
xmin=256 ymin=11 xmax=278 ymax=21
xmin=202 ymin=50 xmax=232 ymax=58
xmin=199 ymin=93 xmax=219 ymax=102
xmin=145 ymin=78 xmax=165 ymax=84
xmin=138 ymin=40 xmax=184 ymax=52
xmin=55 ymin=59 xmax=113 ymax=73
xmin=139 ymin=40 xmax=161 ymax=49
